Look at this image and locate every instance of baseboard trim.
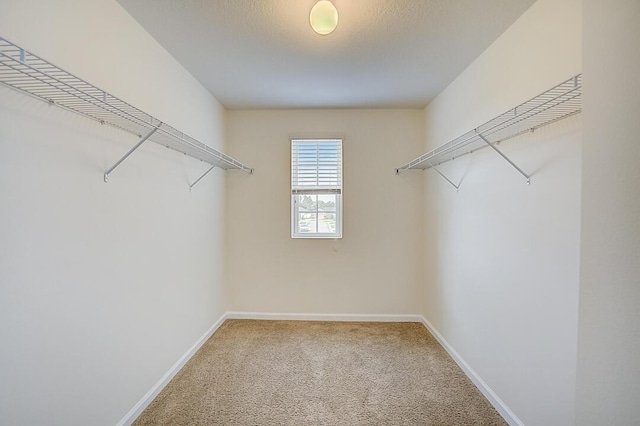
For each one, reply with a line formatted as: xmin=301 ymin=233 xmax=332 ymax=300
xmin=226 ymin=311 xmax=424 ymax=323
xmin=116 ymin=312 xmax=228 ymax=426
xmin=419 ymin=316 xmax=523 ymax=426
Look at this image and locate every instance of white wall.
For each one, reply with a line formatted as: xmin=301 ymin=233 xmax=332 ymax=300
xmin=226 ymin=109 xmax=424 ymax=315
xmin=576 ymin=0 xmax=640 ymax=423
xmin=0 ymin=1 xmax=229 ymax=424
xmin=421 ymin=0 xmax=582 ymax=424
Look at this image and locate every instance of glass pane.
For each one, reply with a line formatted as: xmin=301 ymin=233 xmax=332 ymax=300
xmin=297 ymin=194 xmax=317 ymax=213
xmin=298 ymin=213 xmax=317 ymax=233
xmin=319 ymin=213 xmax=336 ymax=233
xmin=317 ymin=194 xmax=337 ymax=213
xmin=293 ymin=193 xmax=339 ymax=236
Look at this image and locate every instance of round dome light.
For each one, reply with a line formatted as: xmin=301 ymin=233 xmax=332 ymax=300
xmin=310 ymin=1 xmax=338 ymax=35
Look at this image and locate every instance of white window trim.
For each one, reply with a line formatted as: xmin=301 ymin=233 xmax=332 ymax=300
xmin=291 ymin=138 xmax=343 ymax=239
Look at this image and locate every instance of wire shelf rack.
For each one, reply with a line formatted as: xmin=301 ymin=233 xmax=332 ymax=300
xmin=395 ymin=74 xmax=582 ymax=184
xmin=0 ymin=37 xmax=253 ymax=184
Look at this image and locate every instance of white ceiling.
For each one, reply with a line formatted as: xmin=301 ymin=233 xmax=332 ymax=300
xmin=116 ymin=0 xmax=535 ymax=109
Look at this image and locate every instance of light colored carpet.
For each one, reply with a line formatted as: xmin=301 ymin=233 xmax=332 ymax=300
xmin=134 ymin=320 xmax=506 ymax=425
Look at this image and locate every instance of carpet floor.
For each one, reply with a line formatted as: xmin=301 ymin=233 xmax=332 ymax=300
xmin=134 ymin=320 xmax=506 ymax=425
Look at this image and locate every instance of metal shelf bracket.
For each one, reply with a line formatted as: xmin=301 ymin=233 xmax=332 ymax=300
xmin=477 ymin=133 xmax=531 ymax=185
xmin=104 ymin=126 xmax=159 ymax=182
xmin=396 ymin=162 xmax=459 ymax=190
xmin=429 ymin=161 xmax=460 ymax=190
xmin=189 ymin=163 xmax=218 ymax=190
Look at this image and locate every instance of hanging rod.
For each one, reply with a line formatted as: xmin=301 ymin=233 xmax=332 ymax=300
xmin=0 ymin=37 xmax=254 ymax=183
xmin=395 ymin=74 xmax=582 ymax=184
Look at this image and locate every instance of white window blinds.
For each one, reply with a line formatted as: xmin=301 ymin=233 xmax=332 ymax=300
xmin=291 ymin=139 xmax=342 ymax=194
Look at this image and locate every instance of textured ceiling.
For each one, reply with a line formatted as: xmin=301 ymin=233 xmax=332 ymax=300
xmin=116 ymin=0 xmax=535 ymax=109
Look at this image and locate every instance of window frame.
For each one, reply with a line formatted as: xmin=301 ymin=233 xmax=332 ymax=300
xmin=290 ymin=138 xmax=343 ymax=239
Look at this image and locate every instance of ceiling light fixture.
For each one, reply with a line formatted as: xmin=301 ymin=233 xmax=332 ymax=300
xmin=310 ymin=1 xmax=338 ymax=35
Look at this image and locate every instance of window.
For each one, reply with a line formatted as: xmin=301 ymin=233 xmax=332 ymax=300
xmin=291 ymin=138 xmax=343 ymax=238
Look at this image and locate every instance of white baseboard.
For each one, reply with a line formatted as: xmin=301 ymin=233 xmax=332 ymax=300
xmin=116 ymin=312 xmax=228 ymax=426
xmin=226 ymin=311 xmax=424 ymax=323
xmin=419 ymin=316 xmax=523 ymax=426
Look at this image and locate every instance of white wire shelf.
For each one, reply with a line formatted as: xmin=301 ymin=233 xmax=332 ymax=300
xmin=396 ymin=74 xmax=582 ymax=186
xmin=0 ymin=37 xmax=253 ymax=185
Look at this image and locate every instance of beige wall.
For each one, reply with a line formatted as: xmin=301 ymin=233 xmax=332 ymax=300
xmin=225 ymin=109 xmax=424 ymax=315
xmin=421 ymin=0 xmax=582 ymax=424
xmin=0 ymin=1 xmax=229 ymax=424
xmin=576 ymin=0 xmax=640 ymax=423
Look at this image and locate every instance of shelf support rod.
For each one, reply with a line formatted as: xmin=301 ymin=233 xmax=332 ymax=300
xmin=428 ymin=161 xmax=459 ymax=190
xmin=104 ymin=126 xmax=159 ymax=182
xmin=189 ymin=163 xmax=218 ymax=190
xmin=478 ymin=133 xmax=530 ymax=185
